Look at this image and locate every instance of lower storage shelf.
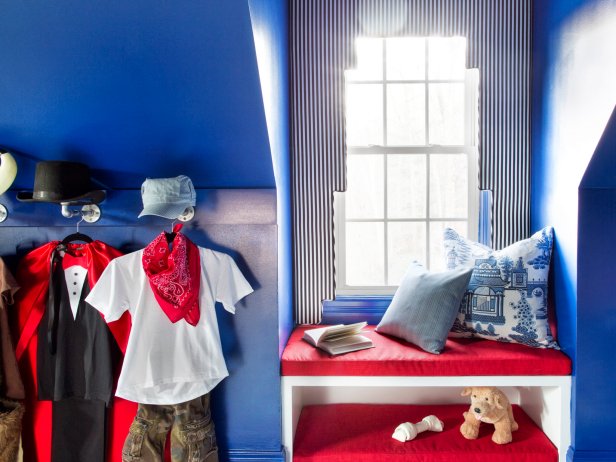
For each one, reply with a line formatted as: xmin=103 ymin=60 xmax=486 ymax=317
xmin=293 ymin=403 xmax=558 ymax=462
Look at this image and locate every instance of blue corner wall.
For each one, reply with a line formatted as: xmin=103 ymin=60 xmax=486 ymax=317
xmin=0 ymin=1 xmax=285 ymax=460
xmin=576 ymin=107 xmax=616 ymax=459
xmin=247 ymin=0 xmax=294 ymax=355
xmin=532 ymin=0 xmax=616 ymax=459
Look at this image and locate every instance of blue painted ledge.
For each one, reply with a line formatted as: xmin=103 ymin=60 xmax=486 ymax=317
xmin=321 ymin=296 xmax=393 ymax=325
xmin=568 ymin=447 xmax=616 ymax=461
xmin=228 ymin=448 xmax=285 ymax=462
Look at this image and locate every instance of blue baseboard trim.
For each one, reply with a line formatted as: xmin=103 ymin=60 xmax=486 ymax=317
xmin=321 ymin=296 xmax=392 ymax=324
xmin=227 ymin=448 xmax=286 ymax=462
xmin=568 ymin=447 xmax=616 ymax=461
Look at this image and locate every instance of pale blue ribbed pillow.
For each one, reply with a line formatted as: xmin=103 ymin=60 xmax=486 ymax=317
xmin=376 ymin=261 xmax=474 ymax=354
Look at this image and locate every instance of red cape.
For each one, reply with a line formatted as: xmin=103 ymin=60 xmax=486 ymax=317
xmin=15 ymin=240 xmax=137 ymax=462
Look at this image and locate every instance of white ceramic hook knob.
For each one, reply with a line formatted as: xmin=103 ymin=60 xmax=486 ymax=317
xmin=177 ymin=205 xmax=195 ymax=222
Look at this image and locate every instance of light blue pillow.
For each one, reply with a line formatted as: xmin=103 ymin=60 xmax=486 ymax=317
xmin=376 ymin=261 xmax=474 ymax=354
xmin=443 ymin=226 xmax=558 ymax=349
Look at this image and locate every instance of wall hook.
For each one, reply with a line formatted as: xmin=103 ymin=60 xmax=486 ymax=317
xmin=0 ymin=204 xmax=7 ymax=223
xmin=60 ymin=203 xmax=101 ymax=223
xmin=177 ymin=206 xmax=195 ymax=222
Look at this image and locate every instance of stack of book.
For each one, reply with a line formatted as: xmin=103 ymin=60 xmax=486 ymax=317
xmin=302 ymin=321 xmax=374 ymax=355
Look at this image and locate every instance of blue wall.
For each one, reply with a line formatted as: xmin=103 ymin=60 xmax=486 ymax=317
xmin=0 ymin=0 xmax=274 ymax=189
xmin=577 ymin=108 xmax=616 ymax=459
xmin=247 ymin=0 xmax=294 ymax=355
xmin=0 ymin=1 xmax=285 ymax=460
xmin=532 ymin=0 xmax=616 ymax=459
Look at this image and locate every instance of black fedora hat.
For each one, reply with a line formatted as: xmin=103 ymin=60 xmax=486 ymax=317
xmin=17 ymin=161 xmax=106 ymax=204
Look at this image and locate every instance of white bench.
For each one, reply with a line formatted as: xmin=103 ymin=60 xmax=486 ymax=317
xmin=281 ymin=326 xmax=572 ymax=462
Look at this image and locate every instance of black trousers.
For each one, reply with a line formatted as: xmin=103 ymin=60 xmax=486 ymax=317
xmin=51 ymin=399 xmax=107 ymax=462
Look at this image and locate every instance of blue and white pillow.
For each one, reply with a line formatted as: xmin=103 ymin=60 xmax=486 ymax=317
xmin=443 ymin=227 xmax=558 ymax=349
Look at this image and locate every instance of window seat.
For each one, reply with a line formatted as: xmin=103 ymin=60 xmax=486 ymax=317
xmin=282 ymin=325 xmax=571 ymax=377
xmin=281 ymin=325 xmax=571 ymax=462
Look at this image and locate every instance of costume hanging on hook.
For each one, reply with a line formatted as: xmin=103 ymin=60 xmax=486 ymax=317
xmin=86 ymin=219 xmax=252 ymax=462
xmin=0 ymin=257 xmax=25 ymax=462
xmin=14 ymin=240 xmax=136 ymax=462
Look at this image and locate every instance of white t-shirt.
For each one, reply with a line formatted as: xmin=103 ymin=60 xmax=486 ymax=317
xmin=85 ymin=247 xmax=253 ymax=405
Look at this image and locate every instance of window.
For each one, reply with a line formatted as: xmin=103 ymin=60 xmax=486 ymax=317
xmin=335 ymin=37 xmax=479 ymax=295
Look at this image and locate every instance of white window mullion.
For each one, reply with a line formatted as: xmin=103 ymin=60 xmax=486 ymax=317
xmin=382 ymin=39 xmax=389 ymax=286
xmin=424 ymin=38 xmax=431 ymax=269
xmin=347 ymin=217 xmax=467 ymax=223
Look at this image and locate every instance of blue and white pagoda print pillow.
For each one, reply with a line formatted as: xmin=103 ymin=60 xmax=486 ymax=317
xmin=443 ymin=226 xmax=559 ymax=349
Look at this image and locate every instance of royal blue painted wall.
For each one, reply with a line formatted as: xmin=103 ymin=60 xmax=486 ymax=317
xmin=576 ymin=108 xmax=616 ymax=459
xmin=0 ymin=0 xmax=274 ymax=189
xmin=532 ymin=0 xmax=616 ymax=459
xmin=0 ymin=1 xmax=285 ymax=460
xmin=247 ymin=0 xmax=294 ymax=355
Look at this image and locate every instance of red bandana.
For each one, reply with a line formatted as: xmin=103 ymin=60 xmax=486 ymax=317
xmin=142 ymin=224 xmax=201 ymax=326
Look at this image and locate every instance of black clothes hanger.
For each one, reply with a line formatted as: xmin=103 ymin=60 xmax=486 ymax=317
xmin=61 ymin=215 xmax=93 ymax=245
xmin=61 ymin=232 xmax=93 ymax=245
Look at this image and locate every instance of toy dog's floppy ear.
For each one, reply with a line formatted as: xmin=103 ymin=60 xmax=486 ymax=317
xmin=461 ymin=387 xmax=473 ymax=396
xmin=494 ymin=393 xmax=505 ymax=409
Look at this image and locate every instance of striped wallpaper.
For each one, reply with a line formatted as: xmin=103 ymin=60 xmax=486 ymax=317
xmin=291 ymin=0 xmax=532 ymax=324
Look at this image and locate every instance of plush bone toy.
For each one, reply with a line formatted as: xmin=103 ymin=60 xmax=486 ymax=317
xmin=392 ymin=415 xmax=444 ymax=442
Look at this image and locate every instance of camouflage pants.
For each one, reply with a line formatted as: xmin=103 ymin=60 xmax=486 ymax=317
xmin=122 ymin=394 xmax=218 ymax=462
xmin=0 ymin=398 xmax=24 ymax=462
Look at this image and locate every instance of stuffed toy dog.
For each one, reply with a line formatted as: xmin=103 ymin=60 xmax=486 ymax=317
xmin=460 ymin=386 xmax=518 ymax=444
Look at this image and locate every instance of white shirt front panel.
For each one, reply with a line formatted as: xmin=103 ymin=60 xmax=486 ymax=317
xmin=64 ymin=265 xmax=87 ymax=320
xmin=85 ymin=247 xmax=253 ymax=405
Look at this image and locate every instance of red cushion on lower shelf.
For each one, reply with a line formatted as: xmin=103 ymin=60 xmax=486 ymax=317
xmin=282 ymin=325 xmax=572 ymax=376
xmin=294 ymin=404 xmax=557 ymax=462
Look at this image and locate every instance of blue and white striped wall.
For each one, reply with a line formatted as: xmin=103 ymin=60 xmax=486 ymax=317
xmin=291 ymin=0 xmax=532 ymax=323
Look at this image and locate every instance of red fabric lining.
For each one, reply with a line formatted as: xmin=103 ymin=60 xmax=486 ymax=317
xmin=294 ymin=404 xmax=557 ymax=462
xmin=282 ymin=326 xmax=571 ymax=376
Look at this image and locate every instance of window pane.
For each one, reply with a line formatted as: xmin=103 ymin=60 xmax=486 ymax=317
xmin=387 ymin=154 xmax=426 ymax=219
xmin=346 ymin=154 xmax=384 ymax=219
xmin=428 ymin=83 xmax=464 ymax=145
xmin=386 ymin=83 xmax=426 ymax=145
xmin=386 ymin=37 xmax=425 ymax=80
xmin=346 ymin=83 xmax=384 ymax=146
xmin=430 ymin=154 xmax=468 ymax=218
xmin=388 ymin=222 xmax=427 ymax=285
xmin=428 ymin=37 xmax=466 ymax=80
xmin=429 ymin=221 xmax=468 ymax=271
xmin=346 ymin=37 xmax=383 ymax=81
xmin=346 ymin=222 xmax=385 ymax=285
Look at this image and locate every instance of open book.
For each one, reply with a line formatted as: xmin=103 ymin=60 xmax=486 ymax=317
xmin=303 ymin=322 xmax=374 ymax=355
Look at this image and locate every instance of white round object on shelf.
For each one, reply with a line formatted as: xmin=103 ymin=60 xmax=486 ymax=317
xmin=0 ymin=152 xmax=18 ymax=196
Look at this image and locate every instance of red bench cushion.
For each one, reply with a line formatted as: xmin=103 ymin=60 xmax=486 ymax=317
xmin=282 ymin=326 xmax=571 ymax=376
xmin=294 ymin=404 xmax=557 ymax=462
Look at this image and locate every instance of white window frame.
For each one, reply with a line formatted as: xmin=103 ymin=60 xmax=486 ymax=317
xmin=335 ymin=38 xmax=479 ymax=296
